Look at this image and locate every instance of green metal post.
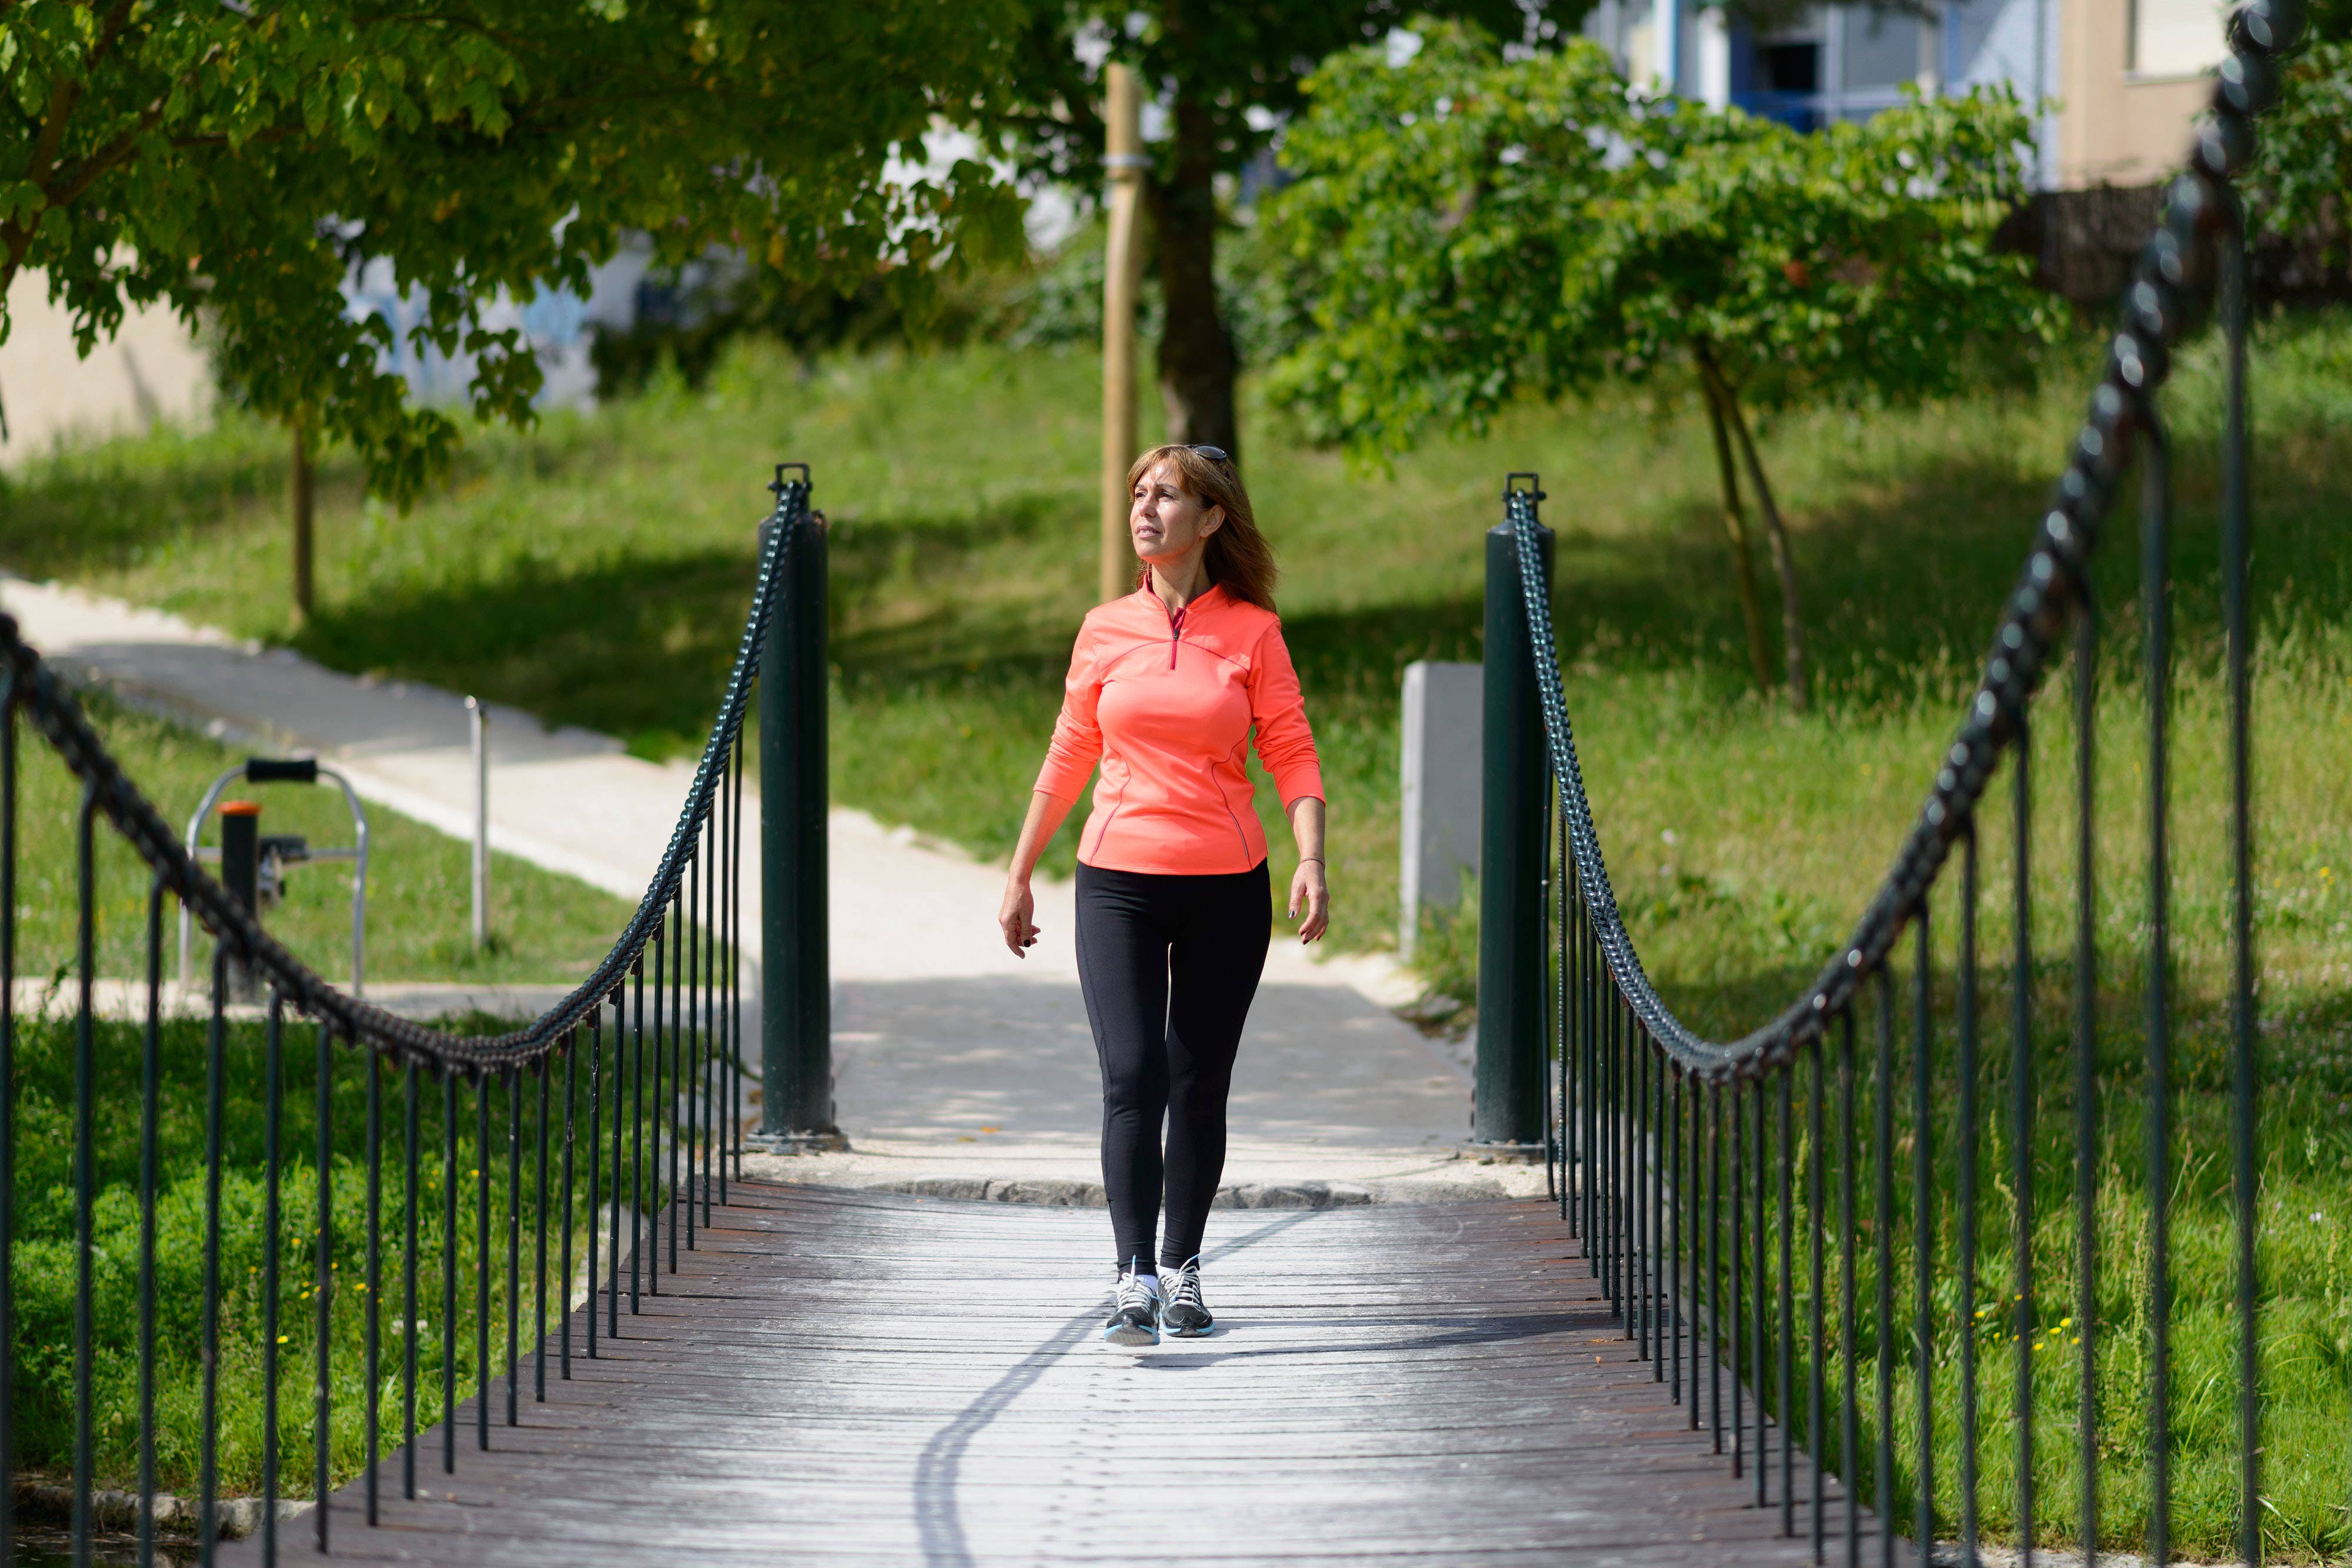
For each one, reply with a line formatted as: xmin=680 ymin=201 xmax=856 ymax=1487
xmin=1474 ymin=478 xmax=1551 ymax=1155
xmin=757 ymin=466 xmax=843 ymax=1151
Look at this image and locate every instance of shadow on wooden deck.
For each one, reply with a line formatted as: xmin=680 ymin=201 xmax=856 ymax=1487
xmin=223 ymin=1183 xmax=1867 ymax=1567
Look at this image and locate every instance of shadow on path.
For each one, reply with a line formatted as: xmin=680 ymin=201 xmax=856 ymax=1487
xmin=911 ymin=1210 xmax=1324 ymax=1568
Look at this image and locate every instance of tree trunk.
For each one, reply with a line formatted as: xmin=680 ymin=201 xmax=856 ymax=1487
xmin=290 ymin=413 xmax=315 ymax=627
xmin=1145 ymin=89 xmax=1238 ymax=462
xmin=1698 ymin=366 xmax=1775 ymax=695
xmin=1696 ymin=347 xmax=1809 ymax=710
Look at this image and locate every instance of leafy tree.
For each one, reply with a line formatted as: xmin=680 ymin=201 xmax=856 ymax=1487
xmin=2247 ymin=38 xmax=2352 ymax=263
xmin=2 ymin=0 xmax=1025 ymax=609
xmin=991 ymin=0 xmax=1548 ymax=464
xmin=1265 ymin=21 xmax=2061 ymax=705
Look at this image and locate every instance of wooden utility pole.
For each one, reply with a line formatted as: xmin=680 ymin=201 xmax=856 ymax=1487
xmin=1099 ymin=63 xmax=1146 ymax=606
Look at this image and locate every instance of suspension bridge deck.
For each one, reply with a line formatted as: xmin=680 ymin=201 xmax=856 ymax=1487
xmin=239 ymin=1183 xmax=1841 ymax=1567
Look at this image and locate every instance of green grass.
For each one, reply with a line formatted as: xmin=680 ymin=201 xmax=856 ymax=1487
xmin=5 ymin=1008 xmax=684 ymax=1500
xmin=4 ymin=313 xmax=2350 ymax=1553
xmin=13 ymin=690 xmax=637 ymax=984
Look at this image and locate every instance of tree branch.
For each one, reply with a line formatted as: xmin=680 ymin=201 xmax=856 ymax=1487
xmin=1693 ymin=345 xmax=1776 ymax=696
xmin=1695 ymin=340 xmax=1809 ymax=709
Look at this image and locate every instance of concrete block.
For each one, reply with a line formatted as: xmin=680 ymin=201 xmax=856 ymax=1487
xmin=1398 ymin=660 xmax=1484 ymax=959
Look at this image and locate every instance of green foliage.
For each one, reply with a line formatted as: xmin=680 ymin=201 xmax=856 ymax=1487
xmin=992 ymin=0 xmax=1545 ymax=199
xmin=1264 ymin=20 xmax=2064 ymax=460
xmin=7 ymin=1010 xmax=632 ymax=1496
xmin=2247 ymin=39 xmax=2352 ymax=262
xmin=0 ymin=0 xmax=1028 ymax=501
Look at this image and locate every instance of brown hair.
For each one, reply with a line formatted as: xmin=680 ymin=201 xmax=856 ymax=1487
xmin=1124 ymin=444 xmax=1279 ymax=611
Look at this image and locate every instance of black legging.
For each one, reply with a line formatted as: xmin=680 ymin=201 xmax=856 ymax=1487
xmin=1074 ymin=859 xmax=1271 ymax=1269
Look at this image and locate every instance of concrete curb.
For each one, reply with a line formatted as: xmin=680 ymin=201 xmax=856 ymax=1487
xmin=826 ymin=1175 xmax=1534 ymax=1208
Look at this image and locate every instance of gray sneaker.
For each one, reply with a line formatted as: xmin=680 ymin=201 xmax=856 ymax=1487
xmin=1160 ymin=1257 xmax=1212 ymax=1336
xmin=1101 ymin=1265 xmax=1161 ymax=1347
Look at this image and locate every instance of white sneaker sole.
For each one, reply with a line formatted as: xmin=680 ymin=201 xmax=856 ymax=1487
xmin=1100 ymin=1322 xmax=1159 ymax=1348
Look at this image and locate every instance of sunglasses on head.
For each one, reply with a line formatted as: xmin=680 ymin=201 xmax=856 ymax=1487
xmin=1187 ymin=444 xmax=1231 ymax=464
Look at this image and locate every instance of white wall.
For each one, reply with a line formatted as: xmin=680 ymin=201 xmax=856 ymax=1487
xmin=0 ymin=269 xmax=212 ymax=466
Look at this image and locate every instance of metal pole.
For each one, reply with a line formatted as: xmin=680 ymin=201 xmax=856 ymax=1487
xmin=1474 ymin=477 xmax=1552 ymax=1155
xmin=219 ymin=800 xmax=262 ymax=1003
xmin=468 ymin=697 xmax=489 ymax=950
xmin=1100 ymin=62 xmax=1146 ymax=607
xmin=756 ymin=467 xmax=841 ymax=1151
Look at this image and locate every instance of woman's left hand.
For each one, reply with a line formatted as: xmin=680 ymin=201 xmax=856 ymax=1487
xmin=1287 ymin=858 xmax=1329 ymax=944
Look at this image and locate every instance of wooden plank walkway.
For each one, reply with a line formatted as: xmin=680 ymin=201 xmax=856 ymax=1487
xmin=235 ymin=1183 xmax=1853 ymax=1566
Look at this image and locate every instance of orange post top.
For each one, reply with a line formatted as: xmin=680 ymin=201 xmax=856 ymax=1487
xmin=1033 ymin=584 xmax=1324 ymax=876
xmin=218 ymin=800 xmax=263 ymax=818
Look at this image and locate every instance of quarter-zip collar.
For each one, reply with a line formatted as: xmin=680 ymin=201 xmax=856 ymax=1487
xmin=1147 ymin=581 xmax=1221 ymax=668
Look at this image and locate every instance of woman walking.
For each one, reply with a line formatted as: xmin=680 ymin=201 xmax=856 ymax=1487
xmin=997 ymin=443 xmax=1329 ymax=1348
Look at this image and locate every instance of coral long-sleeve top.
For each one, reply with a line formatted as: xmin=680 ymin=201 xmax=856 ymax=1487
xmin=1033 ymin=584 xmax=1324 ymax=875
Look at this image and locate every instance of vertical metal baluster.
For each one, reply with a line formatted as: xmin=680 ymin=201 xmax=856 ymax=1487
xmin=138 ymin=875 xmax=163 ymax=1568
xmin=650 ymin=924 xmax=664 ymax=1292
xmin=669 ymin=890 xmax=683 ymax=1272
xmin=314 ymin=1022 xmax=335 ymax=1552
xmin=701 ymin=808 xmax=710 ymax=1222
xmin=442 ymin=1069 xmax=456 ymax=1476
xmin=1557 ymin=789 xmax=1571 ymax=1224
xmin=1543 ymin=784 xmax=1558 ymax=1208
xmin=1616 ymin=999 xmax=1628 ymax=1320
xmin=1733 ymin=1076 xmax=1745 ymax=1480
xmin=365 ymin=1048 xmax=382 ymax=1526
xmin=1656 ymin=1046 xmax=1668 ymax=1385
xmin=1839 ymin=1008 xmax=1859 ymax=1568
xmin=1670 ymin=1067 xmax=1683 ymax=1403
xmin=1665 ymin=1067 xmax=1684 ymax=1410
xmin=1607 ymin=995 xmax=1618 ymax=1306
xmin=1913 ymin=912 xmax=1935 ymax=1568
xmin=476 ymin=1075 xmax=491 ymax=1450
xmin=685 ymin=860 xmax=699 ymax=1251
xmin=564 ymin=1024 xmax=580 ymax=1379
xmin=1665 ymin=1044 xmax=1684 ymax=1382
xmin=201 ymin=951 xmax=225 ymax=1560
xmin=2073 ymin=599 xmax=2099 ymax=1563
xmin=2141 ymin=421 xmax=2174 ymax=1568
xmin=2011 ymin=726 xmax=2036 ymax=1567
xmin=1810 ymin=1035 xmax=1827 ymax=1563
xmin=263 ymin=994 xmax=283 ymax=1567
xmin=1754 ymin=1081 xmax=1768 ymax=1507
xmin=1586 ymin=921 xmax=1599 ymax=1272
xmin=1957 ymin=829 xmax=1981 ymax=1567
xmin=1875 ymin=971 xmax=1896 ymax=1568
xmin=73 ymin=789 xmax=98 ymax=1568
xmin=1709 ymin=1081 xmax=1723 ymax=1455
xmin=2218 ymin=209 xmax=2259 ymax=1568
xmin=590 ymin=999 xmax=606 ymax=1353
xmin=536 ymin=1049 xmax=550 ymax=1400
xmin=1780 ymin=1069 xmax=1795 ymax=1535
xmin=605 ymin=987 xmax=622 ymax=1342
xmin=1636 ymin=1024 xmax=1650 ymax=1357
xmin=506 ymin=1065 xmax=520 ymax=1426
xmin=0 ymin=674 xmax=14 ymax=1568
xmin=402 ymin=1061 xmax=419 ymax=1499
xmin=730 ymin=734 xmax=746 ymax=1186
xmin=632 ymin=955 xmax=645 ymax=1315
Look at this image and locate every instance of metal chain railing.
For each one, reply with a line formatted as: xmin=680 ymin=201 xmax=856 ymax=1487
xmin=1509 ymin=0 xmax=2304 ymax=1559
xmin=0 ymin=469 xmax=816 ymax=1564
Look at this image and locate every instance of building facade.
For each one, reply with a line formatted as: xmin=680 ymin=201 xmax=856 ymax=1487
xmin=1583 ymin=0 xmax=2226 ymax=189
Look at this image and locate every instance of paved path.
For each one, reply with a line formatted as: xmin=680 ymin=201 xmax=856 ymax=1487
xmin=5 ymin=576 xmax=1532 ymax=1202
xmin=220 ymin=1183 xmax=1845 ymax=1567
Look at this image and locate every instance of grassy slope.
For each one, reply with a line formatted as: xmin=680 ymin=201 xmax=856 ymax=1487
xmin=4 ymin=319 xmax=2350 ymax=1553
xmin=15 ymin=691 xmax=637 ymax=984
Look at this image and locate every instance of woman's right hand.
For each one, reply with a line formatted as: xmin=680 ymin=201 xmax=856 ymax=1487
xmin=998 ymin=877 xmax=1040 ymax=957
